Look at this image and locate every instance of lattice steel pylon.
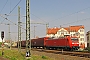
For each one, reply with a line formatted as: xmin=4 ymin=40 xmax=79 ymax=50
xmin=26 ymin=0 xmax=31 ymax=57
xmin=18 ymin=6 xmax=21 ymax=52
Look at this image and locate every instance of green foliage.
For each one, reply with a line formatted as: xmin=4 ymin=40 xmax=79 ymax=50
xmin=87 ymin=47 xmax=90 ymax=52
xmin=42 ymin=55 xmax=47 ymax=59
xmin=84 ymin=47 xmax=90 ymax=52
xmin=0 ymin=49 xmax=25 ymax=60
xmin=27 ymin=59 xmax=30 ymax=60
xmin=10 ymin=57 xmax=17 ymax=60
xmin=0 ymin=42 xmax=2 ymax=47
xmin=0 ymin=49 xmax=53 ymax=60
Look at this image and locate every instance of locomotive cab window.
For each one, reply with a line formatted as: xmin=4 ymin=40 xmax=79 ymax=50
xmin=71 ymin=38 xmax=78 ymax=41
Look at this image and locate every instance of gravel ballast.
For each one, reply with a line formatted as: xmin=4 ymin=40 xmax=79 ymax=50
xmin=31 ymin=50 xmax=90 ymax=60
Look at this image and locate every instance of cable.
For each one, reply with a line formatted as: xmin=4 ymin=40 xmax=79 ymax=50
xmin=20 ymin=7 xmax=48 ymax=24
xmin=0 ymin=19 xmax=5 ymax=24
xmin=51 ymin=6 xmax=90 ymax=23
xmin=0 ymin=0 xmax=8 ymax=24
xmin=0 ymin=0 xmax=8 ymax=13
xmin=9 ymin=0 xmax=22 ymax=14
xmin=31 ymin=13 xmax=48 ymax=23
xmin=0 ymin=14 xmax=26 ymax=30
xmin=61 ymin=17 xmax=90 ymax=26
xmin=0 ymin=0 xmax=22 ymax=24
xmin=22 ymin=6 xmax=90 ymax=24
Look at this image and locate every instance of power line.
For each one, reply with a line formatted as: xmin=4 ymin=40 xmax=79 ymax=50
xmin=0 ymin=0 xmax=8 ymax=24
xmin=61 ymin=17 xmax=90 ymax=26
xmin=0 ymin=0 xmax=22 ymax=25
xmin=0 ymin=0 xmax=8 ymax=13
xmin=51 ymin=6 xmax=90 ymax=22
xmin=0 ymin=14 xmax=19 ymax=24
xmin=0 ymin=14 xmax=26 ymax=31
xmin=31 ymin=13 xmax=47 ymax=23
xmin=9 ymin=0 xmax=22 ymax=14
xmin=21 ymin=6 xmax=90 ymax=27
xmin=20 ymin=7 xmax=48 ymax=23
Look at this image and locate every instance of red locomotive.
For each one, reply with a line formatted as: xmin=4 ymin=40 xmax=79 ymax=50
xmin=45 ymin=36 xmax=79 ymax=50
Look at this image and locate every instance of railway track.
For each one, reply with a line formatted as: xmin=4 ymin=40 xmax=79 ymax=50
xmin=32 ymin=48 xmax=90 ymax=58
xmin=62 ymin=51 xmax=90 ymax=58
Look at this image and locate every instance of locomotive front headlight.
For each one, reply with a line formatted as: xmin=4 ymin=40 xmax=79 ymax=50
xmin=76 ymin=43 xmax=79 ymax=44
xmin=72 ymin=43 xmax=74 ymax=44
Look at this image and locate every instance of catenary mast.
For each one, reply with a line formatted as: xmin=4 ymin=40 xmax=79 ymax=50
xmin=18 ymin=6 xmax=21 ymax=52
xmin=26 ymin=0 xmax=31 ymax=57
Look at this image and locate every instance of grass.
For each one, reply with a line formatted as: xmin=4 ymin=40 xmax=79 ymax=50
xmin=42 ymin=56 xmax=47 ymax=59
xmin=0 ymin=49 xmax=25 ymax=60
xmin=29 ymin=55 xmax=51 ymax=60
xmin=0 ymin=48 xmax=53 ymax=60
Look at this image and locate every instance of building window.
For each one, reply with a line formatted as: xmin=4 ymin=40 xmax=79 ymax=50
xmin=87 ymin=36 xmax=89 ymax=41
xmin=80 ymin=34 xmax=84 ymax=36
xmin=80 ymin=38 xmax=84 ymax=41
xmin=73 ymin=34 xmax=75 ymax=36
xmin=58 ymin=32 xmax=60 ymax=35
xmin=80 ymin=29 xmax=84 ymax=32
xmin=87 ymin=43 xmax=89 ymax=47
xmin=61 ymin=30 xmax=64 ymax=33
xmin=71 ymin=34 xmax=72 ymax=36
xmin=80 ymin=30 xmax=81 ymax=32
xmin=75 ymin=32 xmax=79 ymax=36
xmin=65 ymin=32 xmax=67 ymax=34
xmin=61 ymin=33 xmax=64 ymax=37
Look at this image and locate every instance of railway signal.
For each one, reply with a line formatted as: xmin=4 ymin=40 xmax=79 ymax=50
xmin=1 ymin=31 xmax=4 ymax=55
xmin=1 ymin=31 xmax=4 ymax=40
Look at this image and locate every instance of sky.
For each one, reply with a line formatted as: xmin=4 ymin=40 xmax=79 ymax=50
xmin=0 ymin=0 xmax=90 ymax=41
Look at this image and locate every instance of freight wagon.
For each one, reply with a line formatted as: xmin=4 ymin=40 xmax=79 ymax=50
xmin=17 ymin=40 xmax=26 ymax=47
xmin=17 ymin=37 xmax=48 ymax=48
xmin=31 ymin=37 xmax=49 ymax=48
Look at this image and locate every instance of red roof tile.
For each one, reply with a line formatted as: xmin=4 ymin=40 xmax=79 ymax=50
xmin=47 ymin=27 xmax=60 ymax=34
xmin=70 ymin=25 xmax=84 ymax=32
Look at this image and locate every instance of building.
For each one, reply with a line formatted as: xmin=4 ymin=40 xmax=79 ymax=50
xmin=47 ymin=25 xmax=86 ymax=48
xmin=86 ymin=31 xmax=90 ymax=47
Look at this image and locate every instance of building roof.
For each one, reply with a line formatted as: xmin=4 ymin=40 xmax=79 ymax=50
xmin=47 ymin=27 xmax=60 ymax=34
xmin=70 ymin=25 xmax=84 ymax=32
xmin=64 ymin=27 xmax=69 ymax=31
xmin=47 ymin=25 xmax=84 ymax=34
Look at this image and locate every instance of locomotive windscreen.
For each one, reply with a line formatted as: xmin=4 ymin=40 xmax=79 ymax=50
xmin=71 ymin=38 xmax=78 ymax=41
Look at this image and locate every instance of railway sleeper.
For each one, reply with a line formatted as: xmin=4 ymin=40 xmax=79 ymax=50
xmin=83 ymin=54 xmax=90 ymax=58
xmin=70 ymin=54 xmax=77 ymax=56
xmin=77 ymin=54 xmax=84 ymax=57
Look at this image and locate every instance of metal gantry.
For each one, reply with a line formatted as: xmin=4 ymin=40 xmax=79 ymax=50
xmin=7 ymin=24 xmax=11 ymax=49
xmin=31 ymin=22 xmax=49 ymax=35
xmin=34 ymin=26 xmax=37 ymax=38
